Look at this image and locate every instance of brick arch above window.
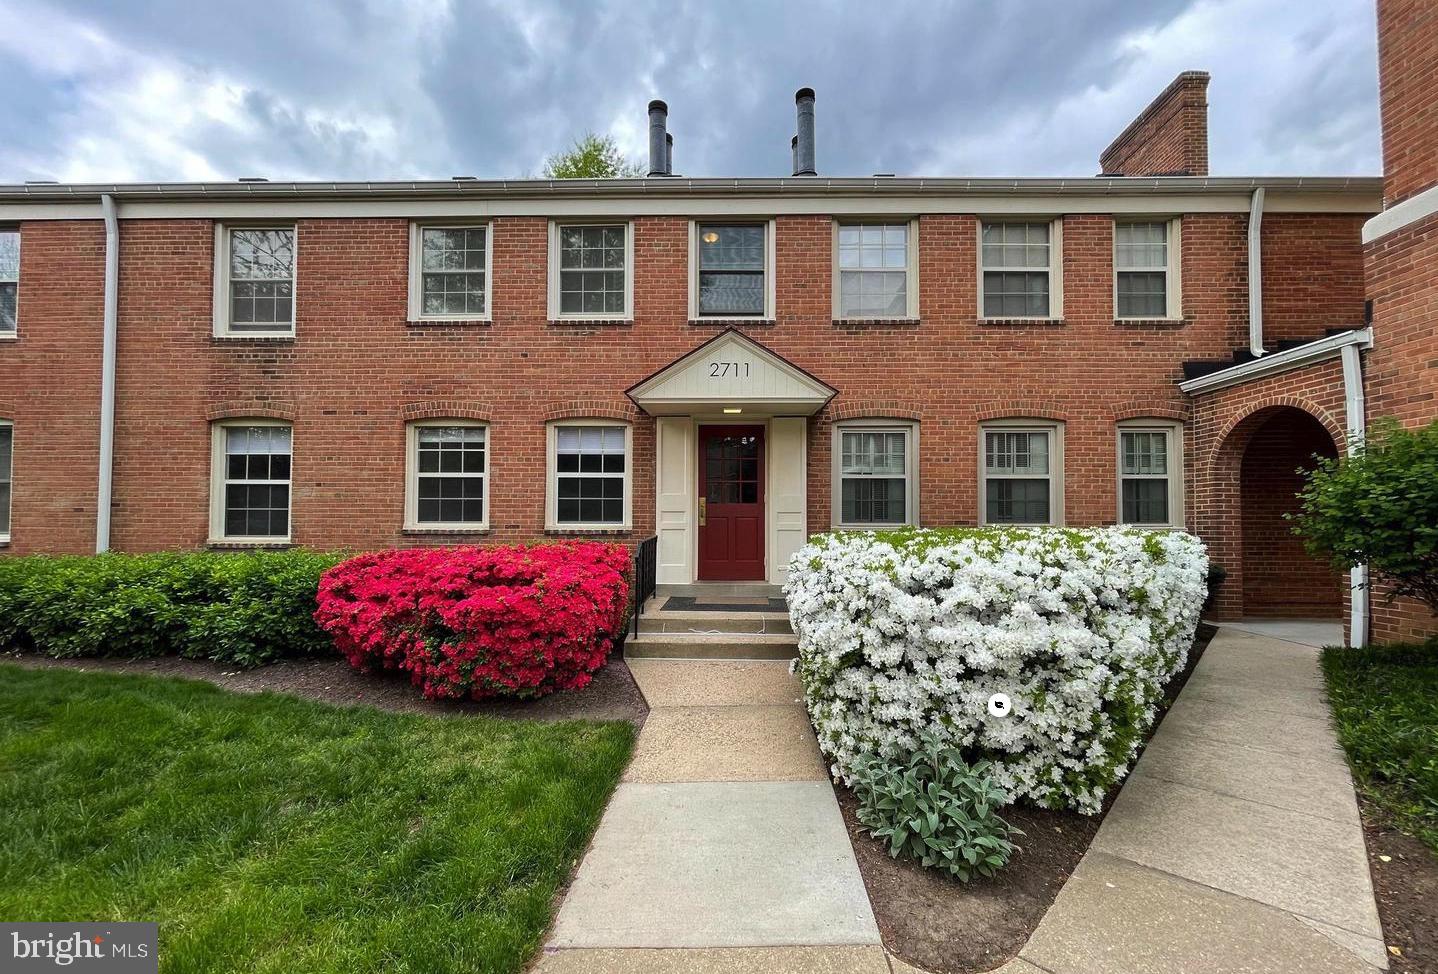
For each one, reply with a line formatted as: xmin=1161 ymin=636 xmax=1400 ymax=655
xmin=206 ymin=400 xmax=297 ymax=422
xmin=1109 ymin=399 xmax=1190 ymax=423
xmin=0 ymin=397 xmax=14 ymax=419
xmin=827 ymin=399 xmax=924 ymax=423
xmin=541 ymin=400 xmax=641 ymax=424
xmin=974 ymin=399 xmax=1066 ymax=422
xmin=400 ymin=400 xmax=492 ymax=422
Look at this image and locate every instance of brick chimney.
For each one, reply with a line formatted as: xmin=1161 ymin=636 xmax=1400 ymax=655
xmin=1377 ymin=0 xmax=1438 ymax=205
xmin=1099 ymin=71 xmax=1210 ymax=177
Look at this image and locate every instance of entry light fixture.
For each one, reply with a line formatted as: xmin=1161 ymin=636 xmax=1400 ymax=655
xmin=723 ymin=407 xmax=743 ymax=414
xmin=702 ymin=230 xmax=720 ymax=244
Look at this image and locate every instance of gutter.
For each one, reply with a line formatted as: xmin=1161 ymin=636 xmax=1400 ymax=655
xmin=1248 ymin=187 xmax=1265 ymax=358
xmin=96 ymin=194 xmax=119 ymax=553
xmin=1341 ymin=341 xmax=1369 ymax=648
xmin=1178 ymin=327 xmax=1372 ymax=395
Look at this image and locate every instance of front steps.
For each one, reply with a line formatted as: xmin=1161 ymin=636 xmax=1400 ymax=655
xmin=626 ymin=584 xmax=798 ymax=660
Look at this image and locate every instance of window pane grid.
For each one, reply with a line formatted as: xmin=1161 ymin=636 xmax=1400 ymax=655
xmin=1116 ymin=221 xmax=1168 ymax=318
xmin=229 ymin=228 xmax=295 ymax=329
xmin=838 ymin=429 xmax=909 ymax=525
xmin=838 ymin=223 xmax=909 ymax=317
xmin=222 ymin=425 xmax=291 ymax=538
xmin=698 ymin=225 xmax=765 ymax=316
xmin=1120 ymin=429 xmax=1172 ymax=524
xmin=415 ymin=426 xmax=486 ymax=524
xmin=421 ymin=227 xmax=487 ymax=316
xmin=984 ymin=429 xmax=1052 ymax=524
xmin=555 ymin=426 xmax=626 ymax=524
xmin=0 ymin=230 xmax=17 ymax=333
xmin=559 ymin=225 xmax=626 ymax=315
xmin=981 ymin=222 xmax=1050 ymax=317
xmin=0 ymin=425 xmax=11 ymax=535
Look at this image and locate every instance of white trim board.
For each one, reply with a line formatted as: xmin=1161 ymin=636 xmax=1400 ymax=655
xmin=1178 ymin=328 xmax=1373 ymax=395
xmin=1362 ymin=182 xmax=1438 ymax=243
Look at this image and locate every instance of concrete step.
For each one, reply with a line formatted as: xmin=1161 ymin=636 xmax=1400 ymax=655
xmin=624 ymin=631 xmax=799 ymax=661
xmin=640 ymin=609 xmax=794 ymax=635
xmin=656 ymin=582 xmax=785 ymax=599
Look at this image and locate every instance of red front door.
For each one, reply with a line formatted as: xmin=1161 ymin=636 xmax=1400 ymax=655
xmin=698 ymin=425 xmax=765 ymax=581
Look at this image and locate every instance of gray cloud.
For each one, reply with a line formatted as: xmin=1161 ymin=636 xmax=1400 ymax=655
xmin=0 ymin=0 xmax=1380 ymax=183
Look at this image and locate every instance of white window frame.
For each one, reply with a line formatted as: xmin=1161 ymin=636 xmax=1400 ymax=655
xmin=209 ymin=418 xmax=293 ymax=544
xmin=407 ymin=223 xmax=493 ymax=322
xmin=831 ymin=419 xmax=919 ymax=529
xmin=0 ymin=419 xmax=12 ymax=542
xmin=547 ymin=221 xmax=635 ymax=321
xmin=212 ymin=223 xmax=298 ymax=337
xmin=0 ymin=226 xmax=18 ymax=339
xmin=832 ymin=219 xmax=919 ymax=320
xmin=1116 ymin=420 xmax=1184 ymax=528
xmin=978 ymin=419 xmax=1064 ymax=526
xmin=687 ymin=219 xmax=777 ymax=321
xmin=1113 ymin=217 xmax=1182 ymax=321
xmin=545 ymin=419 xmax=632 ymax=531
xmin=978 ymin=218 xmax=1064 ymax=321
xmin=403 ymin=420 xmax=490 ymax=532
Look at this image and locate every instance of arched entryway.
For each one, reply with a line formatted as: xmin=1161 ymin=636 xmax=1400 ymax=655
xmin=1237 ymin=409 xmax=1341 ymax=617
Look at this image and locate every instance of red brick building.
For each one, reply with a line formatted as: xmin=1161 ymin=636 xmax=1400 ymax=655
xmin=0 ymin=43 xmax=1430 ymax=644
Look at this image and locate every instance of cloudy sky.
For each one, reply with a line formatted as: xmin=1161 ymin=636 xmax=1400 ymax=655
xmin=0 ymin=0 xmax=1380 ymax=184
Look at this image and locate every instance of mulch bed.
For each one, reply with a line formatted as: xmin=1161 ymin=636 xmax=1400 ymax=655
xmin=1 ymin=649 xmax=649 ymax=728
xmin=843 ymin=622 xmax=1217 ymax=974
xmin=1360 ymin=800 xmax=1438 ymax=973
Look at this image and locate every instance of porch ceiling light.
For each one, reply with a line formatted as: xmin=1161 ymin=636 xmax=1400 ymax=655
xmin=723 ymin=407 xmax=743 ymax=414
xmin=702 ymin=230 xmax=720 ymax=244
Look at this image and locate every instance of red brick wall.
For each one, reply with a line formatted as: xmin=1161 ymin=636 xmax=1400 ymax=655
xmin=0 ymin=209 xmax=1368 ymax=574
xmin=1239 ymin=410 xmax=1341 ymax=616
xmin=1262 ymin=214 xmax=1369 ymax=344
xmin=1377 ymin=0 xmax=1438 ymax=205
xmin=1099 ymin=71 xmax=1210 ymax=177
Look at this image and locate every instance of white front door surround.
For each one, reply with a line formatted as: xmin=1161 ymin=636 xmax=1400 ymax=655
xmin=630 ymin=330 xmax=834 ymax=585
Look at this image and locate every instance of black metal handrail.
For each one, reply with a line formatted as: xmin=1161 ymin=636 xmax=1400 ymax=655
xmin=631 ymin=535 xmax=658 ymax=638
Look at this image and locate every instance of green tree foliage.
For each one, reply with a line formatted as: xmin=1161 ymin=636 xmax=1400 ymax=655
xmin=542 ymin=132 xmax=643 ymax=179
xmin=1294 ymin=418 xmax=1438 ymax=613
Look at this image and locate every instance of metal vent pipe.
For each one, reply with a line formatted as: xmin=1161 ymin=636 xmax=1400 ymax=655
xmin=794 ymin=88 xmax=816 ymax=176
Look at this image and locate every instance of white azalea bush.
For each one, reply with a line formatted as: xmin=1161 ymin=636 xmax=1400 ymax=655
xmin=786 ymin=527 xmax=1207 ymax=814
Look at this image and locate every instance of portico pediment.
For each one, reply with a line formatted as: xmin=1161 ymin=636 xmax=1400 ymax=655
xmin=626 ymin=328 xmax=836 ymax=416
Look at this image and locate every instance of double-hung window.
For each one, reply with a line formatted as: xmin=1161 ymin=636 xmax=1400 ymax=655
xmin=550 ymin=223 xmax=632 ymax=319
xmin=0 ymin=229 xmax=18 ymax=336
xmin=833 ymin=421 xmax=918 ymax=528
xmin=1115 ymin=220 xmax=1179 ymax=319
xmin=215 ymin=226 xmax=296 ymax=336
xmin=980 ymin=422 xmax=1062 ymax=525
xmin=406 ymin=422 xmax=488 ymax=530
xmin=980 ymin=220 xmax=1060 ymax=319
xmin=694 ymin=222 xmax=771 ymax=318
xmin=211 ymin=421 xmax=292 ymax=542
xmin=548 ymin=421 xmax=630 ymax=529
xmin=410 ymin=224 xmax=490 ymax=320
xmin=1118 ymin=422 xmax=1183 ymax=527
xmin=0 ymin=421 xmax=11 ymax=541
xmin=835 ymin=222 xmax=916 ymax=319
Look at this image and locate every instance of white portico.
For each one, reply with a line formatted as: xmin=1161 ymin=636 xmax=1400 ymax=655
xmin=626 ymin=329 xmax=835 ymax=586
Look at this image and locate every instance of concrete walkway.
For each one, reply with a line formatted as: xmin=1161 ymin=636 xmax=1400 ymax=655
xmin=1013 ymin=624 xmax=1388 ymax=974
xmin=536 ymin=660 xmax=884 ymax=973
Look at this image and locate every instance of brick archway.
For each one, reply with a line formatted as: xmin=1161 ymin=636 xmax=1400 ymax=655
xmin=1203 ymin=402 xmax=1342 ymax=620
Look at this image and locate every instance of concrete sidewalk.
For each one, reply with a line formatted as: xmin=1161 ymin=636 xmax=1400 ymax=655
xmin=1013 ymin=624 xmax=1387 ymax=974
xmin=536 ymin=660 xmax=883 ymax=972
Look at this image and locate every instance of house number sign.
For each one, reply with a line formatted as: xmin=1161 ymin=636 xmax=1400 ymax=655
xmin=708 ymin=361 xmax=751 ymax=379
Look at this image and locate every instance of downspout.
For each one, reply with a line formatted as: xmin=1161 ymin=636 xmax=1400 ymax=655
xmin=1341 ymin=335 xmax=1369 ymax=647
xmin=96 ymin=194 xmax=119 ymax=553
xmin=1247 ymin=186 xmax=1265 ymax=358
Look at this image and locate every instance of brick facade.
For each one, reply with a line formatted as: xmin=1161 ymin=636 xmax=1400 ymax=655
xmin=1377 ymin=0 xmax=1438 ymax=205
xmin=1099 ymin=71 xmax=1210 ymax=177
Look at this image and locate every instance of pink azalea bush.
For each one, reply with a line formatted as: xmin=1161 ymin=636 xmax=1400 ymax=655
xmin=314 ymin=542 xmax=630 ymax=700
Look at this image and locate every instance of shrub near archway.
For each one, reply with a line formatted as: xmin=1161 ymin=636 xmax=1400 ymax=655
xmin=786 ymin=527 xmax=1208 ymax=814
xmin=315 ymin=543 xmax=630 ymax=700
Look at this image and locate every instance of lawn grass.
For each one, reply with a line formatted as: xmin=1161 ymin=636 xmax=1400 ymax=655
xmin=1322 ymin=640 xmax=1438 ymax=854
xmin=0 ymin=663 xmax=634 ymax=973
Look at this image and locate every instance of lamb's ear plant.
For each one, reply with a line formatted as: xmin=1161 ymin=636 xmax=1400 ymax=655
xmin=851 ymin=732 xmax=1020 ymax=883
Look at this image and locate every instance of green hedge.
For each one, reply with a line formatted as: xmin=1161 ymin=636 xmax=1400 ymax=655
xmin=0 ymin=551 xmax=343 ymax=667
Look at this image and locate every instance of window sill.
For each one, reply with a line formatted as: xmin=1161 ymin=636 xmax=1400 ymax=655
xmin=832 ymin=317 xmax=920 ymax=328
xmin=548 ymin=318 xmax=632 ymax=327
xmin=0 ymin=333 xmax=16 ymax=341
xmin=544 ymin=526 xmax=632 ymax=537
xmin=212 ymin=332 xmax=296 ymax=343
xmin=1114 ymin=317 xmax=1187 ymax=328
xmin=207 ymin=540 xmax=295 ymax=550
xmin=689 ymin=317 xmax=776 ymax=327
xmin=977 ymin=317 xmax=1066 ymax=327
xmin=406 ymin=318 xmax=491 ymax=328
xmin=401 ymin=526 xmax=490 ymax=536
